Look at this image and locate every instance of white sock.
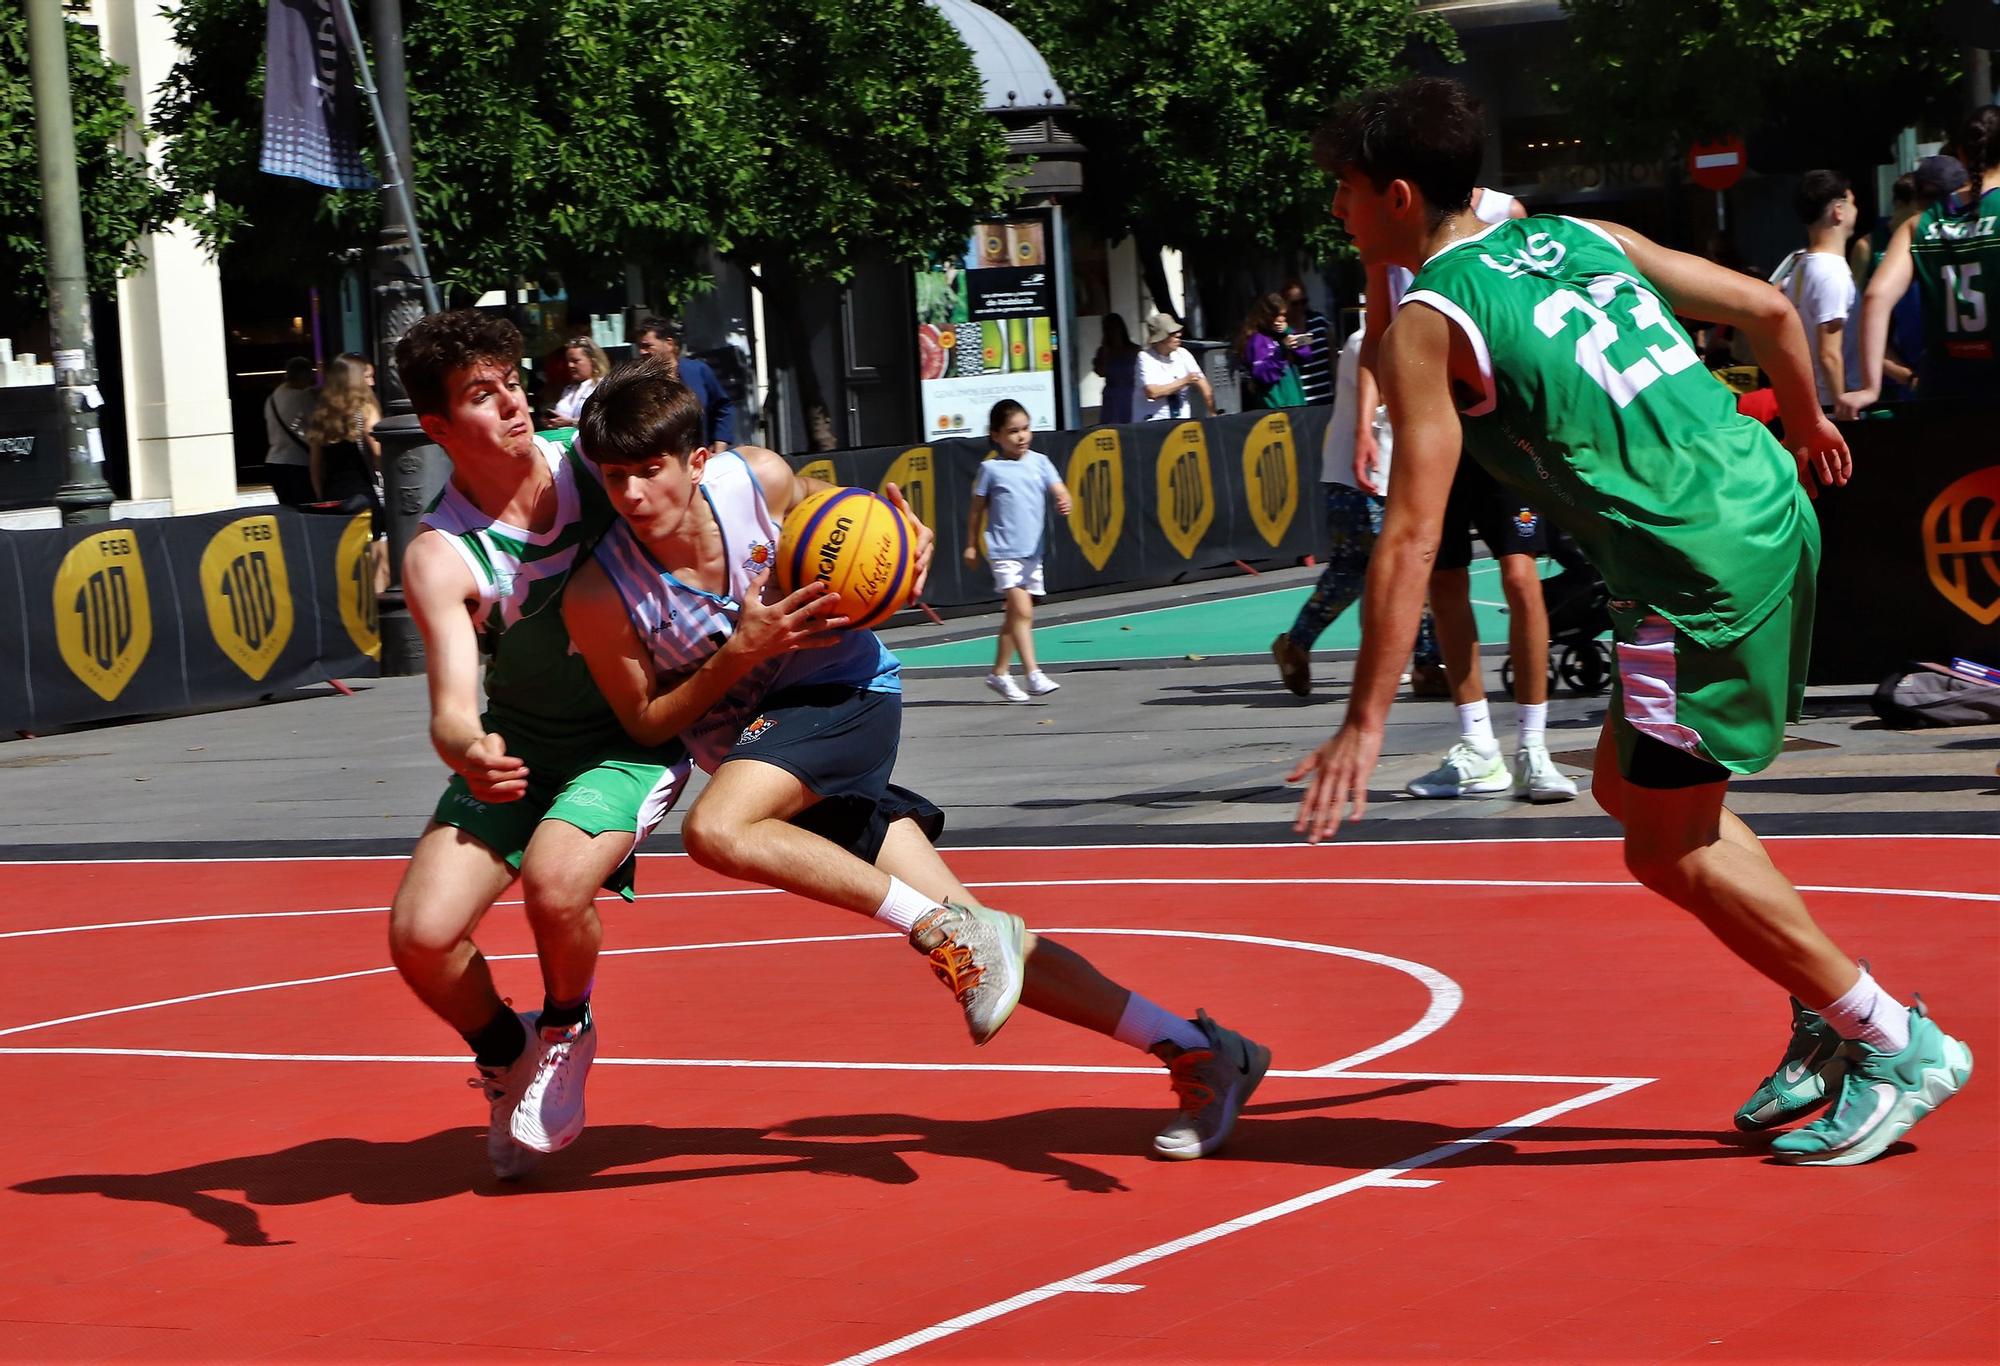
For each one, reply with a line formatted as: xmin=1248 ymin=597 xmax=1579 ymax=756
xmin=1816 ymin=968 xmax=1910 ymax=1053
xmin=873 ymin=876 xmax=942 ymax=934
xmin=1456 ymin=700 xmax=1496 ymax=753
xmin=1112 ymin=994 xmax=1206 ymax=1054
xmin=1517 ymin=702 xmax=1548 ymax=750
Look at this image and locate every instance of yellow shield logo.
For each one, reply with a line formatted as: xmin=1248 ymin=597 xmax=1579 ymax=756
xmin=1242 ymin=412 xmax=1298 ymax=548
xmin=1066 ymin=428 xmax=1126 ymax=572
xmin=200 ymin=515 xmax=296 ymax=681
xmin=53 ymin=529 xmax=153 ymax=702
xmin=1155 ymin=422 xmax=1213 ymax=560
xmin=1923 ymin=466 xmax=2000 ymax=626
xmin=878 ymin=446 xmax=934 ymax=530
xmin=335 ymin=513 xmax=381 ymax=659
xmin=796 ymin=459 xmax=838 ymax=487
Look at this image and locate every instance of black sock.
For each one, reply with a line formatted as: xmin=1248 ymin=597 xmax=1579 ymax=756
xmin=464 ymin=1005 xmax=528 ymax=1067
xmin=538 ymin=995 xmax=590 ymax=1033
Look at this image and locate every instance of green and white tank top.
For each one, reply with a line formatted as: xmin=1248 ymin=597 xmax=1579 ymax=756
xmin=1403 ymin=215 xmax=1813 ymax=648
xmin=1911 ymin=185 xmax=2000 ymax=397
xmin=420 ymin=433 xmax=626 ymax=765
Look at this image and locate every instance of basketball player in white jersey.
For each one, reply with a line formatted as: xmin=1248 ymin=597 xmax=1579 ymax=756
xmin=560 ymin=361 xmax=1272 ymax=1159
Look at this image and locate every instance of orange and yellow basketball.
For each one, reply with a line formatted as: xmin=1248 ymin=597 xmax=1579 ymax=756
xmin=777 ymin=487 xmax=919 ymax=630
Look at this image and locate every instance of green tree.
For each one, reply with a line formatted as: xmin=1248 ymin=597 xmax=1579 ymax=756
xmin=1553 ymin=0 xmax=1963 ymax=167
xmin=997 ymin=0 xmax=1455 ymax=261
xmin=0 ymin=8 xmax=175 ymax=314
xmin=153 ymin=0 xmax=1011 ymax=301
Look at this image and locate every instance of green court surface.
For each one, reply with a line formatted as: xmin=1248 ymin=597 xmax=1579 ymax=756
xmin=900 ymin=563 xmax=1514 ymax=667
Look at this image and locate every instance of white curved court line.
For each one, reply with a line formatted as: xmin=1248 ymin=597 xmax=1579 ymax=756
xmin=0 ymin=927 xmax=1459 ymax=1077
xmin=3 ymin=873 xmax=1991 ymax=942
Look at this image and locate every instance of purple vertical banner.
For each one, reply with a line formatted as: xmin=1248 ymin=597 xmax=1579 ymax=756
xmin=259 ymin=0 xmax=376 ymax=189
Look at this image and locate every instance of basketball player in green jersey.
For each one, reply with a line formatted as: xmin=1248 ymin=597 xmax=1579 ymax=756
xmin=1838 ymin=104 xmax=2000 ymax=417
xmin=387 ymin=310 xmax=689 ymax=1180
xmin=1290 ymin=78 xmax=1971 ymax=1165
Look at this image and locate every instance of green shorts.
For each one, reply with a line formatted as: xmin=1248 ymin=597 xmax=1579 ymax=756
xmin=432 ymin=746 xmax=690 ymax=900
xmin=1608 ymin=554 xmax=1816 ymax=783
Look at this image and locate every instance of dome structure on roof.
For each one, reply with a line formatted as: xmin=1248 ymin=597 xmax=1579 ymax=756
xmin=928 ymin=0 xmax=1066 ymax=111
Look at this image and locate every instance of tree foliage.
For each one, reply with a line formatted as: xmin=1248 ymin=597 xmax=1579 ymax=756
xmin=996 ymin=0 xmax=1456 ymax=260
xmin=152 ymin=0 xmax=1012 ymax=300
xmin=0 ymin=9 xmax=176 ymax=312
xmin=1552 ymin=0 xmax=1963 ymax=167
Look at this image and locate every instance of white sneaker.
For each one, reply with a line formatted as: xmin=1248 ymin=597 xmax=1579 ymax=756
xmin=1513 ymin=742 xmax=1579 ymax=803
xmin=1406 ymin=740 xmax=1513 ymax=797
xmin=1024 ymin=670 xmax=1061 ymax=695
xmin=469 ymin=1013 xmax=543 ymax=1181
xmin=909 ymin=900 xmax=1027 ymax=1045
xmin=510 ymin=1010 xmax=599 ymax=1154
xmin=984 ymin=673 xmax=1030 ymax=703
xmin=1154 ymin=1011 xmax=1272 ymax=1160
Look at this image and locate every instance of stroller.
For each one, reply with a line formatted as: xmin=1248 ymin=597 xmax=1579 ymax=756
xmin=1499 ymin=530 xmax=1613 ymax=697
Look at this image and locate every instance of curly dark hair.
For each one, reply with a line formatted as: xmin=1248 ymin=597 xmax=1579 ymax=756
xmin=578 ymin=357 xmax=705 ymax=465
xmin=1314 ymin=77 xmax=1483 ymax=228
xmin=394 ymin=310 xmax=523 ymax=418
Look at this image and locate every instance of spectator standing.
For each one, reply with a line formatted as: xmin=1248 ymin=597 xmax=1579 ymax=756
xmin=1842 ymin=110 xmax=2000 ymax=415
xmin=263 ymin=356 xmax=318 ymax=506
xmin=308 ymin=352 xmax=381 ymax=515
xmin=1092 ymin=314 xmax=1141 ymax=424
xmin=1281 ymin=279 xmax=1335 ymax=405
xmin=1234 ymin=291 xmax=1312 ymax=409
xmin=542 ymin=335 xmax=607 ymax=430
xmin=633 ymin=316 xmax=735 ymax=449
xmin=964 ymin=399 xmax=1073 ymax=703
xmin=1135 ymin=313 xmax=1216 ymax=420
xmin=1770 ymin=170 xmax=1861 ymax=407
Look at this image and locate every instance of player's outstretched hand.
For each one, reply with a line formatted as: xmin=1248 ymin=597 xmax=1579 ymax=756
xmin=1787 ymin=412 xmax=1852 ymax=499
xmin=882 ymin=481 xmax=935 ymax=596
xmin=458 ymin=731 xmax=529 ymax=803
xmin=734 ymin=570 xmax=848 ymax=660
xmin=1288 ymin=723 xmax=1384 ymax=844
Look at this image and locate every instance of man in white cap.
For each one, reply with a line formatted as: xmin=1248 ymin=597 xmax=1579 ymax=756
xmin=1135 ymin=313 xmax=1217 ymax=420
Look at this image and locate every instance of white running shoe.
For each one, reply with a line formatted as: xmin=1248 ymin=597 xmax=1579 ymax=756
xmin=470 ymin=1013 xmax=543 ymax=1181
xmin=1406 ymin=740 xmax=1513 ymax=797
xmin=510 ymin=1010 xmax=599 ymax=1154
xmin=1154 ymin=1011 xmax=1272 ymax=1159
xmin=909 ymin=900 xmax=1027 ymax=1045
xmin=1024 ymin=670 xmax=1061 ymax=695
xmin=984 ymin=673 xmax=1030 ymax=703
xmin=1513 ymin=742 xmax=1579 ymax=803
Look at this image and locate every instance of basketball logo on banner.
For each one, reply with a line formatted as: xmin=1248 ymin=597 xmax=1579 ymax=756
xmin=797 ymin=459 xmax=838 ymax=488
xmin=877 ymin=447 xmax=934 ymax=531
xmin=335 ymin=513 xmax=381 ymax=659
xmin=1155 ymin=421 xmax=1213 ymax=560
xmin=1067 ymin=428 xmax=1126 ymax=572
xmin=1923 ymin=465 xmax=2000 ymax=625
xmin=53 ymin=529 xmax=153 ymax=702
xmin=1242 ymin=412 xmax=1298 ymax=548
xmin=199 ymin=515 xmax=295 ymax=680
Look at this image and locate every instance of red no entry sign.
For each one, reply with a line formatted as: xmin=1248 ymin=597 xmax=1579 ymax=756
xmin=1689 ymin=136 xmax=1746 ymax=191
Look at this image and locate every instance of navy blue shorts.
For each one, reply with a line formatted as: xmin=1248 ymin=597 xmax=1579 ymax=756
xmin=719 ymin=684 xmax=944 ymax=863
xmin=1436 ymin=459 xmax=1547 ymax=570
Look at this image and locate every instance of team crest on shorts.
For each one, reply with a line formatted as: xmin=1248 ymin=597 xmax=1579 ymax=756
xmin=737 ymin=715 xmax=775 ymax=745
xmin=740 ymin=539 xmax=776 ymax=576
xmin=1513 ymin=509 xmax=1539 ymax=536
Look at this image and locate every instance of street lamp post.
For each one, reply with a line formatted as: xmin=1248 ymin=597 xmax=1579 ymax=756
xmin=26 ymin=0 xmax=115 ymax=526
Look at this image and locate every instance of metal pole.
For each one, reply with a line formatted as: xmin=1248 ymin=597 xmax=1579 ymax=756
xmin=332 ymin=0 xmax=446 ymax=674
xmin=26 ymin=0 xmax=114 ymax=525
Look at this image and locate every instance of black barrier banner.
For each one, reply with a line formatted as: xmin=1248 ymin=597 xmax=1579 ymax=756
xmin=786 ymin=405 xmax=1329 ymax=610
xmin=5 ymin=507 xmax=379 ymax=733
xmin=1810 ymin=403 xmax=2000 ymax=683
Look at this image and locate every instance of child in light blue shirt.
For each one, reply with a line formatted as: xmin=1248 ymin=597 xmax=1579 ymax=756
xmin=963 ymin=400 xmax=1071 ymax=702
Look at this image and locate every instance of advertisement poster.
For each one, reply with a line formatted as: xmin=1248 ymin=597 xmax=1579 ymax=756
xmin=914 ymin=214 xmax=1058 ymax=438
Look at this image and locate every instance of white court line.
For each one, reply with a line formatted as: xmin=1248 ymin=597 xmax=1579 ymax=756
xmin=0 ymin=832 xmax=1989 ymax=867
xmin=4 ymin=872 xmax=1992 ymax=942
xmin=828 ymin=1077 xmax=1652 ymax=1366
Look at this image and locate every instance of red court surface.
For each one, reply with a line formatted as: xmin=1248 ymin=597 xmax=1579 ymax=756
xmin=1 ymin=836 xmax=1994 ymax=1363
